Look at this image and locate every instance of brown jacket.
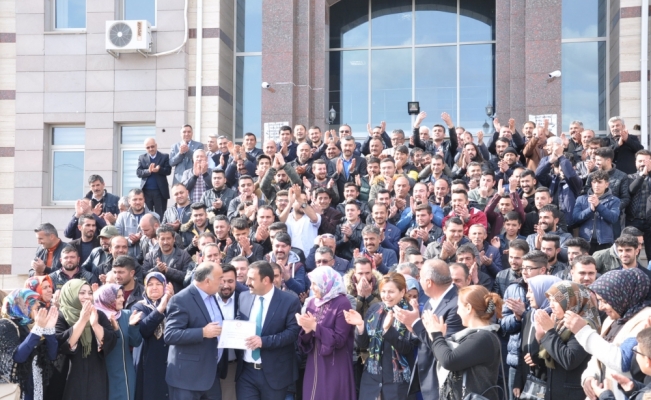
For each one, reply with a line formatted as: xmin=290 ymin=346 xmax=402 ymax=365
xmin=522 ymin=136 xmax=549 ymax=171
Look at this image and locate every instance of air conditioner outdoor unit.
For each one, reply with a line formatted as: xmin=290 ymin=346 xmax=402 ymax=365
xmin=105 ymin=20 xmax=152 ymax=53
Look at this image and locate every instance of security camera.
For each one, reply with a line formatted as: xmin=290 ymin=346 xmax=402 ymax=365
xmin=261 ymin=82 xmax=271 ymax=89
xmin=548 ymin=70 xmax=561 ymax=78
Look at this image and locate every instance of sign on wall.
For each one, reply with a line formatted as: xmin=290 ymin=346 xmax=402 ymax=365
xmin=263 ymin=121 xmax=289 ymax=144
xmin=528 ymin=114 xmax=558 ymax=136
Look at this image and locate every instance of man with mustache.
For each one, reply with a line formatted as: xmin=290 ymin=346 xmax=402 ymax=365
xmin=48 ymin=245 xmax=98 ymax=291
xmin=265 ymin=233 xmax=307 ymax=296
xmin=525 ymin=204 xmax=572 ymax=262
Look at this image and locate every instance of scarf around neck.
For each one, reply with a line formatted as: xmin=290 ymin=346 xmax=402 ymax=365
xmin=365 ymin=299 xmax=411 ymax=383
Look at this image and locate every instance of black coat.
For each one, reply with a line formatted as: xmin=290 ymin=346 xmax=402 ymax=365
xmin=132 ymin=300 xmax=169 ymax=400
xmin=539 ymin=328 xmax=591 ymax=400
xmin=141 ymin=247 xmax=193 ymax=294
xmin=334 ymin=221 xmax=365 ymax=260
xmin=55 ymin=311 xmax=117 ymax=400
xmin=137 ymin=152 xmax=172 ymax=199
xmin=329 ymin=155 xmax=368 ymax=200
xmin=31 ymin=240 xmax=67 ymax=276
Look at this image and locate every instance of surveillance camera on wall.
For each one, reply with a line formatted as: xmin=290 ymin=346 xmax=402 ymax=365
xmin=548 ymin=70 xmax=561 ymax=78
xmin=261 ymin=82 xmax=271 ymax=89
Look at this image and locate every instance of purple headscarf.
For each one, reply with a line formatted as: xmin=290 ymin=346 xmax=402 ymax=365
xmin=307 ymin=266 xmax=346 ymax=307
xmin=94 ymin=284 xmax=122 ymax=320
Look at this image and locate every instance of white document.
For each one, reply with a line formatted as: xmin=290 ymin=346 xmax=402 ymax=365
xmin=218 ymin=320 xmax=256 ymax=350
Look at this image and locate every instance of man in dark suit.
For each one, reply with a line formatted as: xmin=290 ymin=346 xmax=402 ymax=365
xmin=137 ymin=137 xmax=172 ymax=217
xmin=330 ymin=136 xmax=368 ymax=198
xmin=394 ymin=258 xmax=463 ymax=400
xmin=165 ymin=261 xmax=224 ymax=400
xmin=235 ymin=261 xmax=302 ymax=400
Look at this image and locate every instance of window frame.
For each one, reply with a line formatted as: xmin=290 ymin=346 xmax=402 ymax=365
xmin=121 ymin=0 xmax=158 ymax=30
xmin=52 ymin=0 xmax=87 ymax=31
xmin=50 ymin=126 xmax=85 ymax=205
xmin=119 ymin=124 xmax=156 ymax=197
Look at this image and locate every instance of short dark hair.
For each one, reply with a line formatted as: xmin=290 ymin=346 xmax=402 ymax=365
xmin=112 ymin=255 xmax=137 ymax=271
xmin=503 ymin=211 xmax=523 ymax=224
xmin=314 ymin=187 xmax=332 ymax=199
xmin=256 ymin=154 xmax=271 ymax=164
xmin=594 ymin=147 xmax=615 ymax=161
xmin=520 ymin=169 xmax=536 ymax=180
xmin=451 ymin=179 xmax=469 ymax=191
xmin=88 ymin=174 xmax=104 ymax=185
xmin=231 ymin=218 xmax=250 ymax=231
xmin=565 ymin=237 xmax=590 ymax=254
xmin=534 ymin=187 xmax=551 ymax=196
xmin=449 ymin=262 xmax=469 ymax=278
xmin=615 ymin=234 xmax=639 ymax=250
xmin=239 ymin=175 xmax=254 ymax=184
xmin=269 ymin=222 xmax=287 ymax=232
xmin=353 ymin=257 xmax=372 ymax=269
xmin=451 ymin=189 xmax=468 ymax=200
xmin=244 ymin=132 xmax=256 ymax=139
xmin=213 ymin=214 xmax=229 ymax=224
xmin=367 ymin=156 xmax=381 ymax=165
xmin=405 ymin=247 xmax=422 ymax=257
xmin=344 ymin=199 xmax=360 ymax=210
xmin=198 ymin=231 xmax=216 ymax=241
xmin=541 ymin=234 xmax=561 ymax=249
xmin=456 ymin=244 xmax=475 ymax=257
xmin=590 ymin=170 xmax=610 ymax=183
xmin=77 ymin=214 xmax=95 ymax=227
xmin=34 ymin=223 xmax=58 ymax=236
xmin=343 ymin=182 xmax=359 ymax=191
xmin=444 ymin=216 xmax=464 ymax=229
xmin=571 ymin=255 xmax=597 ymax=270
xmin=61 ymin=245 xmax=78 ymax=256
xmin=156 ymin=225 xmax=176 ymax=238
xmin=399 ymin=237 xmax=419 ymax=249
xmin=221 ymin=264 xmax=236 ymax=277
xmin=522 ymin=250 xmax=548 ymax=270
xmin=509 ymin=239 xmax=529 ymax=253
xmin=249 ymin=261 xmax=274 ymax=284
xmin=279 ymin=125 xmax=292 ymax=133
xmin=191 ymin=202 xmax=207 ymax=211
xmin=622 ymin=226 xmax=644 ymax=237
xmin=539 ymin=204 xmax=560 ymax=219
xmin=273 ymin=232 xmax=292 ymax=246
xmin=212 ymin=169 xmax=226 ymax=177
xmin=636 ymin=327 xmax=651 ymax=355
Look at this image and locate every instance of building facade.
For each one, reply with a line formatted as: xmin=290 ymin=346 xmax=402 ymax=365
xmin=0 ymin=0 xmax=649 ymax=274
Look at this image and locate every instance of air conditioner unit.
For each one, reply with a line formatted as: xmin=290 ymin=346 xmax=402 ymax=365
xmin=105 ymin=20 xmax=152 ymax=52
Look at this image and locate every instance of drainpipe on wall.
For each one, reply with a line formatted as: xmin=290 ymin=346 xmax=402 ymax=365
xmin=194 ymin=0 xmax=203 ymax=142
xmin=642 ymin=0 xmax=649 ymax=148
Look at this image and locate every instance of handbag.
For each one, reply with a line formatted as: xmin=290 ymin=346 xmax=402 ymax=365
xmin=519 ymin=319 xmax=547 ymax=400
xmin=0 ymin=320 xmax=21 ymax=400
xmin=461 ymin=333 xmax=507 ymax=400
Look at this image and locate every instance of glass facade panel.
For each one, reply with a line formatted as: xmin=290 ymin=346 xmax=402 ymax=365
xmin=52 ymin=127 xmax=85 ymax=145
xmin=236 ymin=0 xmax=262 ymax=52
xmin=121 ymin=150 xmax=142 ymax=197
xmin=371 ymin=48 xmax=412 ymax=131
xmin=459 ymin=0 xmax=495 ymax=42
xmin=329 ymin=0 xmax=369 ymax=48
xmin=562 ymin=41 xmax=607 ymax=131
xmin=371 ymin=0 xmax=412 ymax=47
xmin=415 ymin=46 xmax=457 ymax=124
xmin=53 ymin=151 xmax=84 ymax=201
xmin=235 ymin=56 xmax=262 ymax=139
xmin=125 ymin=0 xmax=156 ymax=26
xmin=415 ymin=0 xmax=457 ymax=45
xmin=121 ymin=126 xmax=156 ymax=145
xmin=55 ymin=0 xmax=86 ymax=29
xmin=329 ymin=50 xmax=369 ymax=134
xmin=562 ymin=0 xmax=606 ymax=39
xmin=460 ymin=44 xmax=494 ymax=132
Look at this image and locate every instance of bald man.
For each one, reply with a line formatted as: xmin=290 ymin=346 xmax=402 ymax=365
xmin=288 ymin=142 xmax=330 ymax=180
xmin=137 ymin=137 xmax=172 ymax=218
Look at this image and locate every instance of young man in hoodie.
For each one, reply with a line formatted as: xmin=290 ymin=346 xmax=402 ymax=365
xmin=573 ymin=170 xmax=621 ymax=254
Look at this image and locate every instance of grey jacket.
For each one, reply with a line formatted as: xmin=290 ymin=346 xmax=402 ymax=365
xmin=201 ymin=186 xmax=237 ymax=216
xmin=593 ymin=244 xmax=621 ymax=274
xmin=114 ymin=206 xmax=159 ymax=259
xmin=169 ymin=139 xmax=204 ymax=184
xmin=162 ymin=203 xmax=193 ymax=226
xmin=259 ymin=163 xmax=302 ymax=204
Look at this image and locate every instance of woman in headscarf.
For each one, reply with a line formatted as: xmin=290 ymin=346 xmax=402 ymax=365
xmin=131 ymin=272 xmax=173 ymax=400
xmin=563 ymin=269 xmax=651 ymax=400
xmin=94 ymin=284 xmax=143 ymax=400
xmin=344 ymin=272 xmax=418 ymax=400
xmin=55 ymin=279 xmax=117 ymax=400
xmin=0 ymin=289 xmax=58 ymax=400
xmin=296 ymin=265 xmax=355 ymax=400
xmin=531 ymin=281 xmax=601 ymax=400
xmin=513 ymin=275 xmax=561 ymax=399
xmin=24 ymin=276 xmax=54 ymax=309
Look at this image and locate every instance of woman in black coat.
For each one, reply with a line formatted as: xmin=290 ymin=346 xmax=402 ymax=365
xmin=534 ymin=281 xmax=601 ymax=400
xmin=132 ymin=272 xmax=174 ymax=400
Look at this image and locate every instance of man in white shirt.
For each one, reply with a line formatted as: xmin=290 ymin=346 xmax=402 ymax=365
xmin=217 ymin=263 xmax=239 ymax=399
xmin=284 ymin=187 xmax=321 ymax=255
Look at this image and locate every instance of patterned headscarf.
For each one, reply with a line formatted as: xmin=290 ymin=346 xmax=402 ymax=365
xmin=141 ymin=272 xmax=168 ymax=339
xmin=24 ymin=275 xmax=54 ymax=308
xmin=527 ymin=275 xmax=561 ymax=312
xmin=94 ymin=284 xmax=122 ymax=321
xmin=1 ymin=289 xmax=40 ymax=326
xmin=546 ymin=281 xmax=601 ymax=334
xmin=307 ymin=266 xmax=346 ymax=307
xmin=59 ymin=279 xmax=93 ymax=358
xmin=590 ymin=269 xmax=651 ymax=324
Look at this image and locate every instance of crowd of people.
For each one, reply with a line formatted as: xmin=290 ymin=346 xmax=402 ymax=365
xmin=1 ymin=112 xmax=651 ymax=400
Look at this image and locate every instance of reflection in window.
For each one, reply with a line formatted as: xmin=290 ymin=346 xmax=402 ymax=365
xmin=52 ymin=127 xmax=85 ymax=202
xmin=125 ymin=0 xmax=156 ymax=27
xmin=415 ymin=46 xmax=457 ymax=122
xmin=121 ymin=126 xmax=156 ymax=196
xmin=460 ymin=44 xmax=494 ymax=131
xmin=235 ymin=56 xmax=262 ymax=140
xmin=236 ymin=0 xmax=262 ymax=52
xmin=562 ymin=0 xmax=606 ymax=39
xmin=55 ymin=0 xmax=86 ymax=29
xmin=329 ymin=0 xmax=368 ymax=48
xmin=562 ymin=42 xmax=606 ymax=131
xmin=371 ymin=0 xmax=412 ymax=47
xmin=415 ymin=0 xmax=457 ymax=45
xmin=459 ymin=0 xmax=495 ymax=42
xmin=372 ymin=49 xmax=412 ymax=130
xmin=329 ymin=51 xmax=369 ymax=134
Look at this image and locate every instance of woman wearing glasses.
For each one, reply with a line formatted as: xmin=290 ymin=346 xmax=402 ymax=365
xmin=562 ymin=269 xmax=651 ymax=400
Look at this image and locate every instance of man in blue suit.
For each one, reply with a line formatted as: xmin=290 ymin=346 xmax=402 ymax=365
xmin=235 ymin=261 xmax=302 ymax=400
xmin=165 ymin=261 xmax=224 ymax=400
xmin=137 ymin=138 xmax=172 ymax=218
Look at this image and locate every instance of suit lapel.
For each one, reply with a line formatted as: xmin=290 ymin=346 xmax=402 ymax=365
xmin=190 ymin=285 xmax=212 ymax=324
xmin=261 ymin=290 xmax=279 ymax=335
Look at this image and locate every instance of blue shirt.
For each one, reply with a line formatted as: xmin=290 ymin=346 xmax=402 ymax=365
xmin=194 ymin=284 xmax=223 ymax=361
xmin=342 ymin=156 xmax=353 ymax=179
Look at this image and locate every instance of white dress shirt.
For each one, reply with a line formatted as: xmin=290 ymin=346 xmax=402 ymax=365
xmin=243 ymin=286 xmax=275 ymax=364
xmin=286 ymin=213 xmax=321 ymax=255
xmin=217 ymin=294 xmax=236 ymax=361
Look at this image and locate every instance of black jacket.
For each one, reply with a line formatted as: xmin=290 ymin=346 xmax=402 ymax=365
xmin=137 ymin=152 xmax=172 ymax=199
xmin=223 ymin=242 xmax=265 ymax=264
xmin=69 ymin=237 xmax=101 ymax=264
xmin=539 ymin=328 xmax=591 ymax=400
xmin=85 ymin=189 xmax=120 ymax=215
xmin=49 ymin=268 xmax=99 ymax=291
xmin=31 ymin=240 xmax=67 ymax=276
xmin=142 ymin=247 xmax=193 ymax=293
xmin=335 ymin=221 xmax=365 ymax=260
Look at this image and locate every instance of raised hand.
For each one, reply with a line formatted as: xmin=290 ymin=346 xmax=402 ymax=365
xmin=129 ymin=310 xmax=143 ymax=326
xmin=34 ymin=307 xmax=49 ymax=328
xmin=414 ymin=111 xmax=427 ymax=128
xmin=343 ymin=309 xmax=364 ymax=327
xmin=45 ymin=306 xmax=58 ymax=329
xmin=441 ymin=112 xmax=453 ymax=128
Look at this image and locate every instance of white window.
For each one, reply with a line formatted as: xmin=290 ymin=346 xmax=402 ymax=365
xmin=54 ymin=0 xmax=86 ymax=29
xmin=120 ymin=125 xmax=156 ymax=196
xmin=51 ymin=127 xmax=85 ymax=204
xmin=124 ymin=0 xmax=156 ymax=28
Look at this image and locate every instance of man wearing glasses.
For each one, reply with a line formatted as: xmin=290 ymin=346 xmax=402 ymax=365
xmin=137 ymin=137 xmax=172 ymax=217
xmin=310 ymin=244 xmax=349 ymax=276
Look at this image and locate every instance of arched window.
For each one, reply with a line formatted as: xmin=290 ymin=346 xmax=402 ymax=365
xmin=328 ymin=0 xmax=495 ymax=134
